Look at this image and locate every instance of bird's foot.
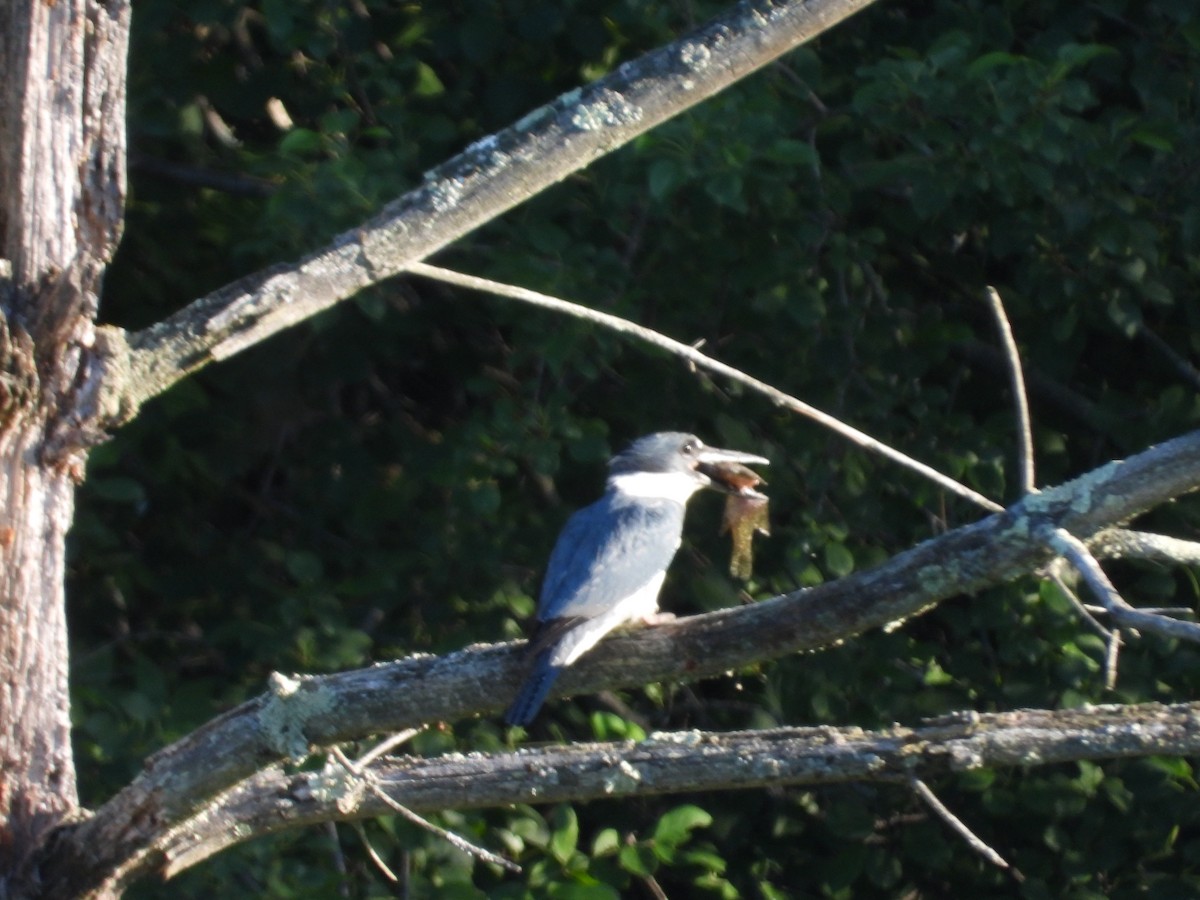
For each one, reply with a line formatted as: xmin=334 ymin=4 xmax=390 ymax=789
xmin=640 ymin=611 xmax=676 ymax=625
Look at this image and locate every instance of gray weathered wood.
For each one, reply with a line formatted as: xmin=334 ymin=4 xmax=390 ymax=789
xmin=89 ymin=0 xmax=878 ymax=429
xmin=41 ymin=428 xmax=1200 ymax=897
xmin=154 ymin=701 xmax=1200 ymax=879
xmin=0 ymin=0 xmax=129 ymax=885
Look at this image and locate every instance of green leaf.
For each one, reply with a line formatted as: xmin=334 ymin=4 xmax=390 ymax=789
xmin=923 ymin=659 xmax=954 ymax=687
xmin=682 ymin=847 xmax=728 ymax=873
xmin=1106 ymin=294 xmax=1143 ymax=337
xmin=319 ymin=109 xmax=359 ymax=136
xmin=766 ymin=138 xmax=817 ymax=166
xmin=414 ymin=62 xmax=445 ymax=97
xmin=549 ymin=805 xmax=579 ymax=864
xmin=1146 ymin=756 xmax=1196 ymax=782
xmin=825 ymin=800 xmax=875 ymax=840
xmin=652 ymin=804 xmax=712 ymax=861
xmin=1118 ymin=256 xmax=1147 ymax=284
xmin=647 ymin=158 xmax=687 ymax=201
xmin=822 ymin=844 xmax=868 ymax=891
xmin=509 ymin=810 xmax=550 ymax=849
xmin=284 ymin=551 xmax=323 ymax=585
xmin=966 ymin=51 xmax=1029 ymax=77
xmin=618 ymin=842 xmax=657 ymax=877
xmin=278 ymin=128 xmax=323 ymax=157
xmin=703 ymin=171 xmax=745 ymax=210
xmin=591 ymin=828 xmax=621 ymax=857
xmin=823 ymin=542 xmax=855 ymax=578
xmin=1129 ymin=129 xmax=1175 ymax=151
xmin=958 ymin=768 xmax=997 ymax=792
xmin=1055 ymin=41 xmax=1119 ymax=71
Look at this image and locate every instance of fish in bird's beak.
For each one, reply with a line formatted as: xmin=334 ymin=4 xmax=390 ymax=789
xmin=693 ymin=446 xmax=771 ymax=581
xmin=693 ymin=445 xmax=769 ymax=494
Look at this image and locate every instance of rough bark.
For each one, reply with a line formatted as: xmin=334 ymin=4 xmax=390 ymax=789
xmin=0 ymin=0 xmax=129 ymax=888
xmin=155 ymin=701 xmax=1200 ymax=879
xmin=0 ymin=0 xmax=888 ymax=893
xmin=40 ymin=429 xmax=1200 ymax=897
xmin=2 ymin=0 xmax=1198 ymax=896
xmin=91 ymin=0 xmax=879 ymax=426
xmin=0 ymin=425 xmax=78 ymax=880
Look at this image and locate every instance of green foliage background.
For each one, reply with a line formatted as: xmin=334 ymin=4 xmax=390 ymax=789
xmin=70 ymin=0 xmax=1200 ymax=896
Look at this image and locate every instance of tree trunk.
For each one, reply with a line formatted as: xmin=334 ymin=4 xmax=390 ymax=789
xmin=0 ymin=0 xmax=128 ymax=887
xmin=0 ymin=420 xmax=79 ymax=875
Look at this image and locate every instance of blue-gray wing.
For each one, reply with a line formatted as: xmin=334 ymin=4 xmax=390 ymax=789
xmin=537 ymin=494 xmax=686 ymax=622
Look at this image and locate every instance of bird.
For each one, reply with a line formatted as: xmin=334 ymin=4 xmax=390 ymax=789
xmin=505 ymin=431 xmax=769 ymax=727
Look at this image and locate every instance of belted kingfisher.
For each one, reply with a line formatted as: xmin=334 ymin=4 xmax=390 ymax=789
xmin=506 ymin=432 xmax=769 ymax=726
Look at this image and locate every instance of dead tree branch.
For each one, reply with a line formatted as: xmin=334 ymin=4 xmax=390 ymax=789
xmin=1044 ymin=527 xmax=1200 ymax=644
xmin=325 ymin=746 xmax=519 ymax=873
xmin=1092 ymin=528 xmax=1200 ymax=566
xmin=85 ymin=0 xmax=879 ymax=438
xmin=40 ymin=428 xmax=1200 ymax=897
xmin=119 ymin=702 xmax=1200 ymax=885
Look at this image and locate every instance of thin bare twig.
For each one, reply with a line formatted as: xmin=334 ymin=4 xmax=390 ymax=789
xmin=984 ymin=287 xmax=1035 ymax=495
xmin=1136 ymin=323 xmax=1200 ymax=393
xmin=330 ymin=732 xmax=429 ymax=883
xmin=910 ymin=777 xmax=1013 ymax=872
xmin=328 ymin=746 xmax=520 ymax=873
xmin=1105 ymin=629 xmax=1122 ymax=691
xmin=1047 ymin=568 xmax=1122 ymax=689
xmin=1139 ymin=607 xmax=1196 ymax=617
xmin=641 ymin=870 xmax=670 ymax=900
xmin=406 ymin=262 xmax=1004 ymax=513
xmin=1042 ymin=527 xmax=1200 ymax=644
xmin=341 ymin=728 xmax=428 ymax=885
xmin=324 ymin=821 xmax=351 ymax=898
xmin=357 ymin=727 xmax=425 ymax=769
xmin=1048 ymin=570 xmax=1112 ymax=640
xmin=352 ymin=821 xmax=399 ymax=883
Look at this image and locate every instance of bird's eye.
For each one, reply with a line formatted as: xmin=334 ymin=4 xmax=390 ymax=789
xmin=681 ymin=438 xmax=700 ymax=455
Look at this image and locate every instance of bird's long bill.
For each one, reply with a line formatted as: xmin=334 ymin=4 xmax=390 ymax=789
xmin=695 ymin=446 xmax=769 ymax=467
xmin=694 ymin=445 xmax=768 ymax=492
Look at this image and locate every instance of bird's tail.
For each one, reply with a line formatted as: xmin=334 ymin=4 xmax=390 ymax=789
xmin=505 ymin=651 xmax=563 ymax=727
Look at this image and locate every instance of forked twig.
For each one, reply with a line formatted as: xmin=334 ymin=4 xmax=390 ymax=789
xmin=406 ymin=262 xmax=1003 ymax=513
xmin=334 ymin=727 xmax=429 ymax=884
xmin=1049 ymin=568 xmax=1121 ymax=689
xmin=1048 ymin=569 xmax=1111 ymax=640
xmin=1043 ymin=527 xmax=1200 ymax=644
xmin=357 ymin=727 xmax=424 ymax=769
xmin=328 ymin=744 xmax=520 ymax=873
xmin=1051 ymin=571 xmax=1123 ymax=691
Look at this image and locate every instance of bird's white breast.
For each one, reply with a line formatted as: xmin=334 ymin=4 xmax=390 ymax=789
xmin=607 ymin=470 xmax=702 ymax=505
